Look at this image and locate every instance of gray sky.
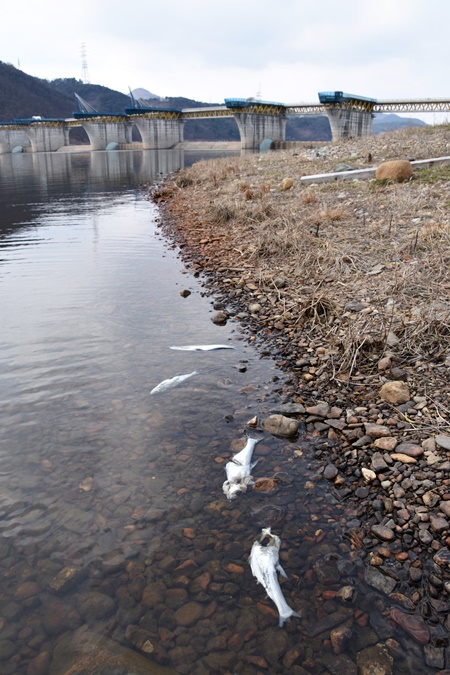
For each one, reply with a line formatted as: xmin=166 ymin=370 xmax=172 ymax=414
xmin=3 ymin=0 xmax=450 ymax=116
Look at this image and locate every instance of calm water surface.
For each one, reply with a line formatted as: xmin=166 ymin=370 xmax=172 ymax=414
xmin=0 ymin=150 xmax=434 ymax=674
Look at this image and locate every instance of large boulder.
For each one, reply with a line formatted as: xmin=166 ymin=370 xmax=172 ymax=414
xmin=375 ymin=160 xmax=413 ymax=182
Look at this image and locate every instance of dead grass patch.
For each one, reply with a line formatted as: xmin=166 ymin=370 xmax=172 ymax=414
xmin=157 ymin=124 xmax=450 ymax=378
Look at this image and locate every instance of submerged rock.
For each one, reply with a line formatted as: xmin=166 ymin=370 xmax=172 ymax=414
xmin=390 ymin=608 xmax=430 ymax=645
xmin=49 ymin=626 xmax=174 ymax=674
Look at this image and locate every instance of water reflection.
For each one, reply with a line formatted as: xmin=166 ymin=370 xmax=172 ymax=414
xmin=0 ymin=148 xmax=239 ymax=240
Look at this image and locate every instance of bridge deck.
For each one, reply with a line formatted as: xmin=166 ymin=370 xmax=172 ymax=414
xmin=1 ymin=98 xmax=450 ymax=131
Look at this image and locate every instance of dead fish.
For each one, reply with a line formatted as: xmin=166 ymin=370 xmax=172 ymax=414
xmin=249 ymin=527 xmax=301 ymax=628
xmin=150 ymin=371 xmax=198 ymax=395
xmin=222 ymin=432 xmax=263 ymax=500
xmin=170 ymin=344 xmax=235 ymax=351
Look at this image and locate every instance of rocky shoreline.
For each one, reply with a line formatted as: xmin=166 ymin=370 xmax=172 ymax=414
xmin=151 ymin=125 xmax=450 ymax=670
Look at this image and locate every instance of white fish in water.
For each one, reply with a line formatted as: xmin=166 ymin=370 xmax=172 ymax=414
xmin=249 ymin=528 xmax=301 ymax=628
xmin=170 ymin=344 xmax=235 ymax=351
xmin=222 ymin=432 xmax=262 ymax=500
xmin=150 ymin=371 xmax=198 ymax=395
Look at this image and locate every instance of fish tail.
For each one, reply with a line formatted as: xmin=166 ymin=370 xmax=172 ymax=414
xmin=278 ymin=609 xmax=301 ymax=628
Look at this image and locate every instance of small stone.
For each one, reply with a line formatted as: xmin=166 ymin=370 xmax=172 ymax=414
xmin=394 ymin=442 xmax=423 ymax=458
xmin=372 ymin=452 xmax=388 ymax=472
xmin=422 ymin=490 xmax=439 ymax=507
xmin=378 ymin=356 xmax=392 ymax=371
xmin=419 ymin=529 xmax=433 ymax=545
xmin=324 ymin=464 xmax=338 ymax=480
xmin=330 ymin=625 xmax=353 ymax=655
xmin=270 ymin=402 xmax=305 ymax=415
xmin=374 ymin=437 xmax=398 ymax=452
xmin=422 ymin=437 xmax=436 ymax=453
xmin=371 ymin=524 xmax=395 ymax=541
xmin=433 ymin=548 xmax=450 ymax=569
xmin=390 ymin=608 xmax=430 ymax=644
xmin=424 ymin=644 xmax=445 ymax=670
xmin=365 ymin=567 xmax=397 ymax=594
xmin=281 ymin=177 xmax=294 ymax=191
xmin=49 ymin=566 xmax=86 ymax=594
xmin=365 ymin=423 xmax=391 ymax=438
xmin=180 ymin=289 xmax=191 ymax=298
xmin=336 ymin=586 xmax=355 ymax=602
xmin=439 ymin=501 xmax=450 ymax=518
xmin=305 ymin=402 xmax=330 ymax=417
xmin=379 ymin=381 xmax=410 ymax=405
xmin=436 ymin=436 xmax=450 ymax=451
xmin=362 ymin=468 xmax=376 ymax=483
xmin=174 ymin=601 xmax=203 ymax=626
xmin=356 ymin=644 xmax=393 ymax=675
xmin=429 ymin=513 xmax=448 ymax=533
xmin=391 ymin=453 xmax=417 ymax=464
xmin=211 ymin=311 xmax=228 ymax=325
xmin=261 ymin=414 xmax=299 ymax=437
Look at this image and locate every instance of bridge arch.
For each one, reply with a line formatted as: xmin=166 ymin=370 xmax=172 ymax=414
xmin=80 ymin=119 xmax=133 ymax=151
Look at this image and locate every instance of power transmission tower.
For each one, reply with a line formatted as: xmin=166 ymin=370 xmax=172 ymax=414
xmin=81 ymin=43 xmax=90 ymax=84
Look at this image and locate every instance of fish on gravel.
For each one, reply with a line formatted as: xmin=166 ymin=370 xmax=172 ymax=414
xmin=222 ymin=431 xmax=263 ymax=500
xmin=170 ymin=344 xmax=235 ymax=351
xmin=249 ymin=527 xmax=301 ymax=628
xmin=150 ymin=371 xmax=198 ymax=395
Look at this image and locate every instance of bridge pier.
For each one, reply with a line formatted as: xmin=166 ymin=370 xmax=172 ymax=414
xmin=232 ymin=112 xmax=286 ymax=150
xmin=25 ymin=124 xmax=70 ymax=152
xmin=325 ymin=108 xmax=373 ymax=140
xmin=80 ymin=119 xmax=133 ymax=151
xmin=0 ymin=128 xmax=32 ymax=153
xmin=130 ymin=117 xmax=184 ymax=150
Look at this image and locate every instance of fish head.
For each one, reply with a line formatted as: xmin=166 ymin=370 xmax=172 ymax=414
xmin=259 ymin=527 xmax=281 ymax=550
xmin=222 ymin=478 xmax=249 ymax=500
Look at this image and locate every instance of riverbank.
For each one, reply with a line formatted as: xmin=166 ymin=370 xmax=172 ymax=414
xmin=151 ymin=123 xmax=450 ymax=657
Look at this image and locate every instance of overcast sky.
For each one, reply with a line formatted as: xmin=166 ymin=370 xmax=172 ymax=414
xmin=3 ymin=0 xmax=449 ymax=117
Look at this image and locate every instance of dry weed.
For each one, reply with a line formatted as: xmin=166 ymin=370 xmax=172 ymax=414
xmin=301 ymin=189 xmax=318 ymax=205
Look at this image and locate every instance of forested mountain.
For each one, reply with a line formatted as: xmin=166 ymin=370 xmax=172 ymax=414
xmin=0 ymin=61 xmax=426 ymax=141
xmin=0 ymin=62 xmax=74 ymax=120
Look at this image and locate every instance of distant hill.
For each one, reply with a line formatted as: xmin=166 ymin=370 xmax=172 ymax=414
xmin=50 ymin=78 xmax=130 ymax=114
xmin=0 ymin=61 xmax=74 ymax=120
xmin=131 ymin=88 xmax=159 ymax=101
xmin=372 ymin=113 xmax=427 ymax=134
xmin=0 ymin=61 xmax=428 ymax=141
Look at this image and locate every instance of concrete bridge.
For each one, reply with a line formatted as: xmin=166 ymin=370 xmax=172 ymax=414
xmin=1 ymin=92 xmax=449 ymax=154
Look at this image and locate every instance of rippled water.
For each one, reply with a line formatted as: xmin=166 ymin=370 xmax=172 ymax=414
xmin=0 ymin=149 xmax=436 ymax=674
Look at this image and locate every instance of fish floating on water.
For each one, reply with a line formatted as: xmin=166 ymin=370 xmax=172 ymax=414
xmin=249 ymin=527 xmax=301 ymax=628
xmin=150 ymin=371 xmax=198 ymax=395
xmin=170 ymin=344 xmax=235 ymax=351
xmin=222 ymin=432 xmax=263 ymax=500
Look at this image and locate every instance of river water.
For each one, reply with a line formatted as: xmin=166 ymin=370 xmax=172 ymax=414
xmin=0 ymin=149 xmax=435 ymax=674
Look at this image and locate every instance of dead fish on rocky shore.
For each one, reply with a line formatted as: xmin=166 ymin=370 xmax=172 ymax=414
xmin=249 ymin=527 xmax=301 ymax=628
xmin=222 ymin=431 xmax=263 ymax=500
xmin=170 ymin=344 xmax=235 ymax=351
xmin=150 ymin=371 xmax=198 ymax=395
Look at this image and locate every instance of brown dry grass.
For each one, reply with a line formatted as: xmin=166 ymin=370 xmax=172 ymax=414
xmin=156 ymin=124 xmax=450 ymax=384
